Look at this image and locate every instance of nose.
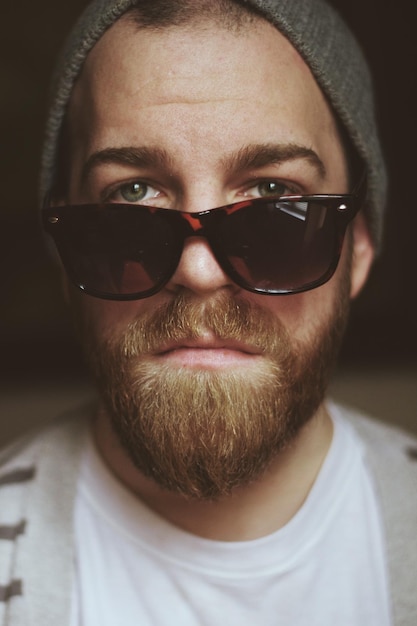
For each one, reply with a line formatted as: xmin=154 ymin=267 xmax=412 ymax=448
xmin=166 ymin=235 xmax=237 ymax=297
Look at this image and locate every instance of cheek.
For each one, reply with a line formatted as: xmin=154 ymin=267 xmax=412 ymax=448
xmin=253 ymin=291 xmax=328 ymax=342
xmin=256 ymin=243 xmax=352 ymax=342
xmin=67 ymin=286 xmax=152 ymax=344
xmin=256 ymin=291 xmax=306 ymax=327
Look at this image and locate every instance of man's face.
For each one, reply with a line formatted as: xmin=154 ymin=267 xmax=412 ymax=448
xmin=63 ymin=16 xmax=373 ymax=498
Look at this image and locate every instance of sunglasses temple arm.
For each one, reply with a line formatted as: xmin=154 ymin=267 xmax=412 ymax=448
xmin=352 ymin=170 xmax=368 ymax=209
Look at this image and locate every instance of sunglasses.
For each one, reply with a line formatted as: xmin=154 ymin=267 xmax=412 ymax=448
xmin=42 ymin=180 xmax=365 ymax=301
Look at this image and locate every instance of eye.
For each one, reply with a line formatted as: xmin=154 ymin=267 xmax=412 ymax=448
xmin=109 ymin=181 xmax=160 ymax=203
xmin=259 ymin=181 xmax=287 ymax=196
xmin=244 ymin=181 xmax=293 ymax=199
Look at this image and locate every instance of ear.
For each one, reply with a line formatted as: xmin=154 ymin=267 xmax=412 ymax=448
xmin=350 ymin=213 xmax=375 ymax=299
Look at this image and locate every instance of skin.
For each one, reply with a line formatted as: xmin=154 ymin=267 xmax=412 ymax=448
xmin=63 ymin=16 xmax=374 ymax=540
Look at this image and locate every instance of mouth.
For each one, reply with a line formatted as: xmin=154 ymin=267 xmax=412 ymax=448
xmin=153 ymin=336 xmax=263 ymax=369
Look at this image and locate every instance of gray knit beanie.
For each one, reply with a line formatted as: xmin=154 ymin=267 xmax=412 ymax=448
xmin=41 ymin=0 xmax=387 ymax=250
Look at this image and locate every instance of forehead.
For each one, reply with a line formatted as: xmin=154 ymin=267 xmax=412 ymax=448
xmin=68 ymin=15 xmax=345 ymax=186
xmin=73 ymin=16 xmax=323 ymax=112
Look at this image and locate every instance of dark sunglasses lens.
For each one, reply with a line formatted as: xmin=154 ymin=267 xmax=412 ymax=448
xmin=55 ymin=207 xmax=178 ymax=298
xmin=218 ymin=200 xmax=340 ymax=293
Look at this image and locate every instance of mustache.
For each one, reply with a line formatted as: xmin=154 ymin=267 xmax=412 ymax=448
xmin=117 ymin=292 xmax=292 ymax=358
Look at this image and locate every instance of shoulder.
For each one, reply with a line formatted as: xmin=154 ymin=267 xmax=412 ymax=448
xmin=329 ymin=401 xmax=417 ymax=519
xmin=330 ymin=406 xmax=417 ymax=624
xmin=331 ymin=402 xmax=417 ymax=468
xmin=0 ymin=404 xmax=92 ymax=489
xmin=0 ymin=406 xmax=91 ymax=622
xmin=330 ymin=401 xmax=417 ymax=550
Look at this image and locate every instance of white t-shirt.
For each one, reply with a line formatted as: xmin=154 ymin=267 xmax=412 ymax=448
xmin=70 ymin=404 xmax=392 ymax=625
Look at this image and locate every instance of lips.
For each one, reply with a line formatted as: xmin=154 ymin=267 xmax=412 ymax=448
xmin=154 ymin=335 xmax=263 ymax=357
xmin=152 ymin=334 xmax=264 ymax=369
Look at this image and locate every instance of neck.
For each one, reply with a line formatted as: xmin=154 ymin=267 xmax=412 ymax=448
xmin=92 ymin=404 xmax=333 ymax=541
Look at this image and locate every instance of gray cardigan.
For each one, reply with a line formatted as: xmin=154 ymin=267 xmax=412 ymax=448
xmin=0 ymin=404 xmax=416 ymax=625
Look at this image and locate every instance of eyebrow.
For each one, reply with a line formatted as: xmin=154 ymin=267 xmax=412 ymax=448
xmin=221 ymin=143 xmax=326 ymax=179
xmin=81 ymin=142 xmax=326 ymax=185
xmin=81 ymin=146 xmax=174 ymax=186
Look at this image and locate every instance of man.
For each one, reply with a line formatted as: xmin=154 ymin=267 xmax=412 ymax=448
xmin=0 ymin=0 xmax=416 ymax=624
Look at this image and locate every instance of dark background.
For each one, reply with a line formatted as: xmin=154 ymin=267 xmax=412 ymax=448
xmin=0 ymin=0 xmax=416 ymax=441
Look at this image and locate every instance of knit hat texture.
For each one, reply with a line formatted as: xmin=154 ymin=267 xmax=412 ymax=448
xmin=41 ymin=0 xmax=387 ymax=250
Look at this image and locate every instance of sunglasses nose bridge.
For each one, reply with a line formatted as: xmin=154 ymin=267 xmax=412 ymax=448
xmin=172 ymin=210 xmax=228 ymax=272
xmin=180 ymin=211 xmax=206 ymax=232
xmin=177 ymin=211 xmax=215 ymax=246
